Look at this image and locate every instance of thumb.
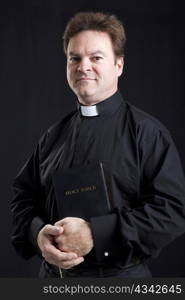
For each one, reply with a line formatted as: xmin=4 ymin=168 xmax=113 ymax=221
xmin=44 ymin=224 xmax=63 ymax=236
xmin=54 ymin=220 xmax=64 ymax=227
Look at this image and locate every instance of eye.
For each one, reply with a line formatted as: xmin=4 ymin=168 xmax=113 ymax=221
xmin=92 ymin=56 xmax=103 ymax=62
xmin=69 ymin=56 xmax=80 ymax=63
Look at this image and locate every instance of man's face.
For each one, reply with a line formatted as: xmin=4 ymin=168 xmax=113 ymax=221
xmin=66 ymin=30 xmax=124 ymax=105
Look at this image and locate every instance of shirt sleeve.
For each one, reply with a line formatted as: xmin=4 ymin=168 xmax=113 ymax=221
xmin=11 ymin=138 xmax=46 ymax=260
xmin=90 ymin=125 xmax=185 ymax=263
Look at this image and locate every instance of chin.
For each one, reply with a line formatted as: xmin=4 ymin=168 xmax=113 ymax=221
xmin=77 ymin=89 xmax=94 ymax=99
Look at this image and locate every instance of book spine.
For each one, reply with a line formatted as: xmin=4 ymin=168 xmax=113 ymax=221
xmin=100 ymin=162 xmax=111 ymax=210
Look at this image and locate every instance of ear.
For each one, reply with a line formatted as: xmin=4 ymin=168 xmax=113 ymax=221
xmin=116 ymin=56 xmax=124 ymax=77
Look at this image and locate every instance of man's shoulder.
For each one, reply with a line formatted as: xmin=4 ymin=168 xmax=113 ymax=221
xmin=39 ymin=110 xmax=77 ymax=147
xmin=126 ymin=101 xmax=170 ymax=136
xmin=48 ymin=110 xmax=77 ymax=134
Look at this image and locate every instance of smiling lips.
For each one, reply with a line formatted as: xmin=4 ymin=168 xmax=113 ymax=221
xmin=76 ymin=77 xmax=95 ymax=82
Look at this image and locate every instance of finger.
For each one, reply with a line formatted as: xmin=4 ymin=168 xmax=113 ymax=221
xmin=54 ymin=219 xmax=66 ymax=226
xmin=43 ymin=224 xmax=63 ymax=236
xmin=54 ymin=217 xmax=74 ymax=226
xmin=44 ymin=243 xmax=78 ymax=261
xmin=46 ymin=257 xmax=84 ymax=270
xmin=54 ymin=234 xmax=67 ymax=244
xmin=59 ymin=257 xmax=84 ymax=269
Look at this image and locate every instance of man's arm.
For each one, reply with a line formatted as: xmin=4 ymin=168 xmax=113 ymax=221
xmin=11 ymin=144 xmax=45 ymax=259
xmin=11 ymin=138 xmax=85 ymax=269
xmin=90 ymin=127 xmax=185 ymax=263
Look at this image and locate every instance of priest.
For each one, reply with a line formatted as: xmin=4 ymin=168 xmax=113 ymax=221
xmin=11 ymin=12 xmax=185 ymax=278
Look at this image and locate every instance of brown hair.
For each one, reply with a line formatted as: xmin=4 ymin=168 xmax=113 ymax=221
xmin=63 ymin=12 xmax=126 ymax=57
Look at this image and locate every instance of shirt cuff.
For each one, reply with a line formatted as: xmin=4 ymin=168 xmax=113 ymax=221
xmin=29 ymin=216 xmax=46 ymax=257
xmin=90 ymin=213 xmax=122 ymax=262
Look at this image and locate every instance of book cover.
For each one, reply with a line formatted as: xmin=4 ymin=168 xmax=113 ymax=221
xmin=52 ymin=162 xmax=111 ymax=220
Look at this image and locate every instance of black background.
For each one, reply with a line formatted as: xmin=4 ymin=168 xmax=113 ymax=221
xmin=1 ymin=0 xmax=185 ymax=277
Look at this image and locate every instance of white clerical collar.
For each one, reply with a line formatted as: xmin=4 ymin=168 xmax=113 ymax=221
xmin=80 ymin=105 xmax=99 ymax=117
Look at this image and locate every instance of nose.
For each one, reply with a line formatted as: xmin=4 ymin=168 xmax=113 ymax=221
xmin=77 ymin=58 xmax=92 ymax=72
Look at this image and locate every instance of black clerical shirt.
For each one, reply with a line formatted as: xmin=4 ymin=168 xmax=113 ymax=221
xmin=11 ymin=91 xmax=185 ymax=268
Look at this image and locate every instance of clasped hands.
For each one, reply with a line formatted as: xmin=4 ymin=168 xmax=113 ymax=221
xmin=37 ymin=217 xmax=93 ymax=269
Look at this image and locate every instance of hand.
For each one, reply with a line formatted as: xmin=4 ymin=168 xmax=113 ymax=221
xmin=54 ymin=217 xmax=94 ymax=256
xmin=37 ymin=224 xmax=84 ymax=269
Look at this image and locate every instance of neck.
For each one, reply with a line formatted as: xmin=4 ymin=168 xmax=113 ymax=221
xmin=78 ymin=88 xmax=118 ymax=106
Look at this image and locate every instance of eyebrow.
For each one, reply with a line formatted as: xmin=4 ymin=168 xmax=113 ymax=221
xmin=68 ymin=50 xmax=106 ymax=57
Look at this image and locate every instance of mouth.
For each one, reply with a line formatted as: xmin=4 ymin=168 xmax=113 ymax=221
xmin=76 ymin=78 xmax=95 ymax=82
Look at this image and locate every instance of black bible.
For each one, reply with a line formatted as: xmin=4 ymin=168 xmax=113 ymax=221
xmin=52 ymin=162 xmax=111 ymax=220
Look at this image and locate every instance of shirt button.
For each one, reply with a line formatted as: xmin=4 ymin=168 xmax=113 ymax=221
xmin=104 ymin=251 xmax=109 ymax=257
